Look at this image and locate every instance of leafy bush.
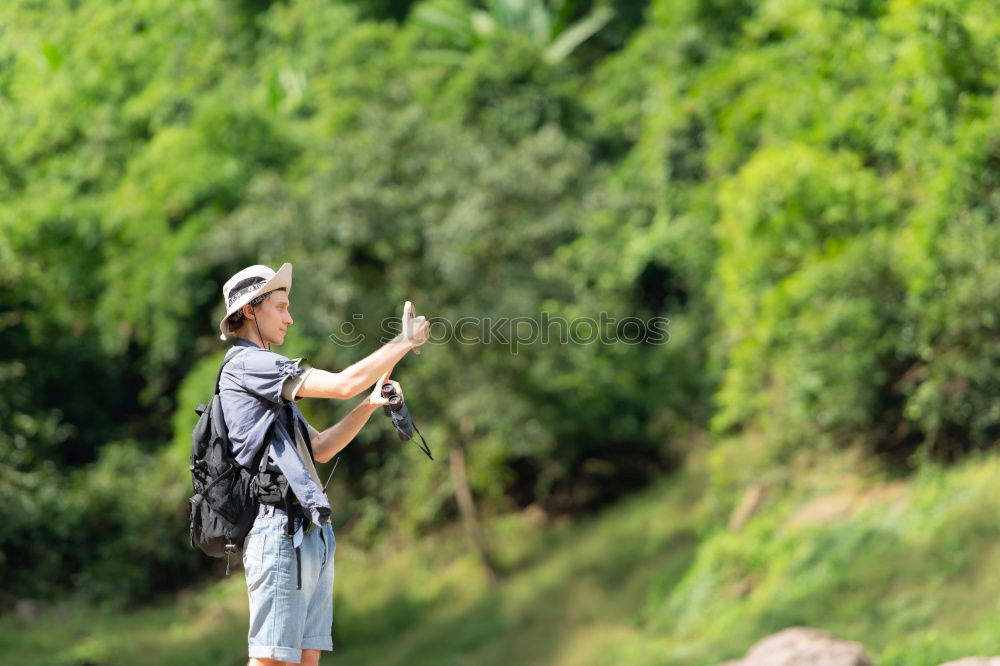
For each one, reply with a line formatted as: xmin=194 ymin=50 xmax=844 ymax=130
xmin=0 ymin=443 xmax=202 ymax=607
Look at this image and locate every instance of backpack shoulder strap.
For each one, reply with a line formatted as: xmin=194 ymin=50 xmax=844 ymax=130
xmin=283 ymin=404 xmax=314 ymax=456
xmin=214 ymin=348 xmax=247 ymax=395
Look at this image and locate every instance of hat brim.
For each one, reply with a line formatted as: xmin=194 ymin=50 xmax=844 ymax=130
xmin=218 ymin=262 xmax=293 ymax=340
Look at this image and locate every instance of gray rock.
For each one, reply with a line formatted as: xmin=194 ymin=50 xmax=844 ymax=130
xmin=937 ymin=659 xmax=1000 ymax=666
xmin=719 ymin=627 xmax=873 ymax=666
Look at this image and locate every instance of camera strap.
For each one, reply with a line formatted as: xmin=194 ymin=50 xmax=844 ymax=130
xmin=410 ymin=420 xmax=433 ymax=461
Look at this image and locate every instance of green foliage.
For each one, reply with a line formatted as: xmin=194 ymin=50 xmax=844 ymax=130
xmin=67 ymin=444 xmax=197 ymax=606
xmin=614 ymin=0 xmax=1000 ymax=458
xmin=206 ymin=97 xmax=677 ymax=529
xmin=0 ymin=442 xmax=197 ymax=607
xmin=2 ymin=450 xmax=998 ymax=666
xmin=645 ymin=450 xmax=1000 ymax=664
xmin=899 ymin=210 xmax=1000 ymax=456
xmin=2 ymin=0 xmax=998 ymax=608
xmin=412 ymin=0 xmax=614 ymax=64
xmin=711 ymin=145 xmax=901 ymax=442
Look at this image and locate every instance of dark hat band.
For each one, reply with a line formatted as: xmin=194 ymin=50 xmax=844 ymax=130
xmin=227 ymin=277 xmax=267 ymax=308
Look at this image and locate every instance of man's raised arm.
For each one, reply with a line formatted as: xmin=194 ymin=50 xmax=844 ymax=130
xmin=296 ymin=301 xmax=429 ymax=401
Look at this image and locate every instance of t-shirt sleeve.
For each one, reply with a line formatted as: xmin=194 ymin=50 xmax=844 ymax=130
xmin=305 ymin=421 xmax=321 ymax=441
xmin=240 ymin=350 xmax=314 ymax=405
xmin=281 ymin=358 xmax=315 ymax=403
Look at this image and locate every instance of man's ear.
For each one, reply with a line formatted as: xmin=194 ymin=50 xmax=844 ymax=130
xmin=242 ymin=303 xmax=255 ymax=320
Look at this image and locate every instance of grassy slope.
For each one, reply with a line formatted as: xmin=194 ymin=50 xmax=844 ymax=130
xmin=3 ymin=447 xmax=998 ymax=666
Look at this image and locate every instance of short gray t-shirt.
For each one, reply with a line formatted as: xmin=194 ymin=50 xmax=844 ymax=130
xmin=218 ymin=337 xmax=331 ymax=529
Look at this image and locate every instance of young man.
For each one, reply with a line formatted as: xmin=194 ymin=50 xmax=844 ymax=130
xmin=216 ymin=262 xmax=430 ymax=666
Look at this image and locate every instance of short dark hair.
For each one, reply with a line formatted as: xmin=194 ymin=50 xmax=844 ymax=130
xmin=226 ymin=287 xmax=287 ymax=333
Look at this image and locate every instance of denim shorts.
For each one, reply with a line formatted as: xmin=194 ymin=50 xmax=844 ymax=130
xmin=243 ymin=504 xmax=336 ymax=662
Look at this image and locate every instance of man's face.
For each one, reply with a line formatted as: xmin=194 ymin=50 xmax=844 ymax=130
xmin=246 ymin=290 xmax=293 ymax=346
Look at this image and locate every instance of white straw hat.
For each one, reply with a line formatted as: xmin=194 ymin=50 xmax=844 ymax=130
xmin=218 ymin=262 xmax=293 ymax=341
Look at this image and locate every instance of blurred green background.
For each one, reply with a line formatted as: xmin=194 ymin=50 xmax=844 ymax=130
xmin=1 ymin=0 xmax=997 ymax=664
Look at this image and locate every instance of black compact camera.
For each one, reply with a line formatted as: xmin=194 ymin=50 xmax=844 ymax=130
xmin=381 ymin=383 xmax=433 ymax=460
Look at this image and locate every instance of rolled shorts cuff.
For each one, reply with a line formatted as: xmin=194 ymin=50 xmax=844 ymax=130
xmin=301 ymin=636 xmax=334 ymax=651
xmin=249 ymin=645 xmax=302 ymax=662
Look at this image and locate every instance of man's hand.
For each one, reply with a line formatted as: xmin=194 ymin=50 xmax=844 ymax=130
xmin=401 ymin=300 xmax=430 ymax=355
xmin=313 ymin=369 xmax=406 ymax=462
xmin=368 ymin=369 xmax=403 ymax=407
xmin=296 ymin=301 xmax=428 ymax=402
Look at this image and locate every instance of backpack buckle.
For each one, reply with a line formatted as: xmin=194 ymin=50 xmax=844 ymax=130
xmin=224 ymin=542 xmax=237 ymax=576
